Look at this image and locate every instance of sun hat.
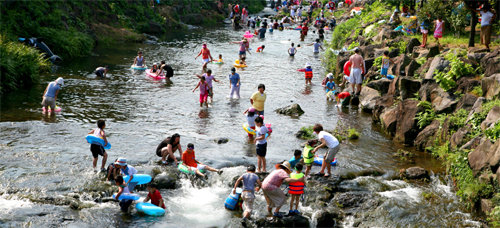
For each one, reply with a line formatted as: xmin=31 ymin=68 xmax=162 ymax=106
xmin=248 ymin=107 xmax=256 ymax=112
xmin=327 ymin=73 xmax=334 ymax=79
xmin=305 ymin=63 xmax=311 ymax=68
xmin=55 ymin=77 xmax=64 ymax=86
xmin=277 ymin=161 xmax=292 ymax=172
xmin=115 ymin=157 xmax=127 ymax=166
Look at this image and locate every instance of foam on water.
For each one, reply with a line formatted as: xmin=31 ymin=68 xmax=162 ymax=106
xmin=378 ymin=186 xmax=421 ymax=203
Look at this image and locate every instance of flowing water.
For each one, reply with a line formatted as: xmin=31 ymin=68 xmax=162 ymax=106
xmin=0 ymin=18 xmax=483 ymax=227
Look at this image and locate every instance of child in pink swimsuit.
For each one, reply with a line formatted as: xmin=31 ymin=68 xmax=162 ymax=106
xmin=433 ymin=16 xmax=443 ymax=46
xmin=192 ymin=76 xmax=209 ymax=107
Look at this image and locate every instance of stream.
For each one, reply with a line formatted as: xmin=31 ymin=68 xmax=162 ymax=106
xmin=0 ymin=13 xmax=483 ymax=227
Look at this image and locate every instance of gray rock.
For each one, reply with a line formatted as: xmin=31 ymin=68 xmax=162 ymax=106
xmin=380 ymin=105 xmax=398 ymax=135
xmin=467 ymin=52 xmax=487 ymax=63
xmin=333 ymin=192 xmax=368 ymax=208
xmin=395 ymin=54 xmax=412 ymax=76
xmin=399 ymin=77 xmax=421 ymax=100
xmin=460 ymin=136 xmax=483 ymax=150
xmin=406 ymin=38 xmax=421 ymax=54
xmin=214 ymin=137 xmax=229 ymax=144
xmin=450 ymin=127 xmax=468 ymax=149
xmin=255 ymin=214 xmax=310 ymax=227
xmin=275 ymin=103 xmax=304 ymax=116
xmin=394 ymin=100 xmax=420 ymax=145
xmin=153 ymin=172 xmax=179 ymax=189
xmin=481 ymin=199 xmax=494 ymax=214
xmin=404 ymin=166 xmax=430 ymax=180
xmin=366 ymin=78 xmax=392 ymax=95
xmin=468 ymin=137 xmax=494 ymax=173
xmin=316 ymin=210 xmax=343 ymax=227
xmin=467 ymin=97 xmax=486 ymax=122
xmin=481 ymin=106 xmax=500 ymax=130
xmin=481 ymin=73 xmax=500 ymax=99
xmin=405 ymin=60 xmax=421 ymax=77
xmin=389 ymin=48 xmax=400 ymax=58
xmin=424 ymin=57 xmax=450 ymax=80
xmin=455 ymin=93 xmax=478 ymax=112
xmin=487 ymin=140 xmax=500 ymax=173
xmin=427 ymin=45 xmax=440 ymax=58
xmin=480 ymin=48 xmax=500 ymax=77
xmin=360 ymin=86 xmax=380 ymax=113
xmin=414 ymin=120 xmax=440 ymax=150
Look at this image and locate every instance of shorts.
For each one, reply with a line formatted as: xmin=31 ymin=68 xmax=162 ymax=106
xmin=241 ymin=191 xmax=255 ymax=213
xmin=255 ymin=110 xmax=264 ymax=116
xmin=239 ymin=51 xmax=246 ymax=55
xmin=41 ymin=96 xmax=56 ymax=110
xmin=481 ymin=25 xmax=491 ymax=45
xmin=196 ymin=164 xmax=207 ymax=171
xmin=199 ymin=93 xmax=208 ymax=103
xmin=208 ymin=87 xmax=213 ymax=96
xmin=263 ymin=187 xmax=286 ymax=207
xmin=420 ymin=27 xmax=428 ymax=34
xmin=202 ymin=58 xmax=210 ymax=64
xmin=381 ymin=67 xmax=388 ymax=76
xmin=349 ymin=68 xmax=363 ymax=84
xmin=95 ymin=71 xmax=104 ymax=77
xmin=289 ymin=53 xmax=295 ymax=56
xmin=90 ymin=144 xmax=106 ymax=158
xmin=256 ymin=142 xmax=267 ymax=157
xmin=325 ymin=145 xmax=339 ymax=164
xmin=305 ymin=75 xmax=313 ymax=79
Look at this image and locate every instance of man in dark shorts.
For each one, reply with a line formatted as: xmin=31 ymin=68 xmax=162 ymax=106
xmin=94 ymin=66 xmax=108 ymax=78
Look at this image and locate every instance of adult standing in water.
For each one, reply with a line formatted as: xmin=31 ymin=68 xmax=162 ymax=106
xmin=228 ymin=67 xmax=240 ymax=99
xmin=250 ymin=84 xmax=266 ymax=116
xmin=195 ymin=43 xmax=213 ymax=72
xmin=41 ymin=77 xmax=64 ymax=114
xmin=156 ymin=133 xmax=182 ymax=165
xmin=348 ymin=48 xmax=365 ymax=95
xmin=262 ymin=161 xmax=304 ymax=218
xmin=158 ymin=60 xmax=174 ymax=83
xmin=311 ymin=123 xmax=340 ymax=177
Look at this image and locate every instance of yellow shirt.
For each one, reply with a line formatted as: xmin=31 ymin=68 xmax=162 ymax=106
xmin=251 ymin=91 xmax=266 ymax=111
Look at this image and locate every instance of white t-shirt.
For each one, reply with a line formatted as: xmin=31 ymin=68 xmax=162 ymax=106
xmin=121 ymin=165 xmax=138 ymax=176
xmin=318 ymin=131 xmax=339 ymax=148
xmin=481 ymin=11 xmax=494 ymax=27
xmin=256 ymin=125 xmax=268 ymax=145
xmin=247 ymin=114 xmax=257 ymax=127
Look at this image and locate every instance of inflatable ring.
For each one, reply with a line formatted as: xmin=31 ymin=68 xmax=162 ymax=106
xmin=313 ymin=155 xmax=337 ymax=166
xmin=343 ymin=61 xmax=351 ymax=76
xmin=113 ymin=193 xmax=140 ymax=201
xmin=146 ymin=69 xmax=165 ymax=80
xmin=243 ymin=123 xmax=257 ymax=135
xmin=136 ymin=202 xmax=165 ymax=216
xmin=85 ymin=135 xmax=111 ymax=149
xmin=42 ymin=106 xmax=62 ymax=113
xmin=124 ymin=174 xmax=152 ymax=185
xmin=131 ymin=65 xmax=147 ymax=70
xmin=178 ymin=163 xmax=206 ymax=175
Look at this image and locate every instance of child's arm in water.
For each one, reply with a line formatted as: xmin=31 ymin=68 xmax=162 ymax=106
xmin=232 ymin=175 xmax=244 ymax=194
xmin=143 ymin=194 xmax=151 ymax=203
xmin=192 ymin=82 xmax=201 ymax=92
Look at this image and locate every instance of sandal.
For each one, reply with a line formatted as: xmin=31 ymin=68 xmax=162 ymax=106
xmin=315 ymin=172 xmax=325 ymax=176
xmin=324 ymin=174 xmax=331 ymax=178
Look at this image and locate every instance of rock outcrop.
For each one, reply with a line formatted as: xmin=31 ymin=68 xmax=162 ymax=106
xmin=275 ymin=103 xmax=304 ymax=116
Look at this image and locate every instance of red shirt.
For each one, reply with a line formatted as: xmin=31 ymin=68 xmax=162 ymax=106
xmin=148 ymin=189 xmax=166 ymax=209
xmin=182 ymin=150 xmax=197 ymax=168
xmin=201 ymin=48 xmax=211 ymax=59
xmin=301 ymin=26 xmax=309 ymax=35
xmin=338 ymin=92 xmax=351 ymax=99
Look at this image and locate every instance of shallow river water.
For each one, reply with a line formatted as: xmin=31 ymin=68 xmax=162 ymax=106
xmin=0 ymin=17 xmax=483 ymax=227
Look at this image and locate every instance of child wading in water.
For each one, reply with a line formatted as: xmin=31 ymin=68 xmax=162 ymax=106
xmin=114 ymin=175 xmax=133 ymax=213
xmin=297 ymin=63 xmax=313 ymax=85
xmin=244 ymin=107 xmax=258 ymax=139
xmin=255 ymin=116 xmax=269 ymax=173
xmin=288 ymin=43 xmax=297 ymax=56
xmin=193 ymin=76 xmax=209 ymax=107
xmin=195 ymin=43 xmax=213 ymax=72
xmin=325 ymin=74 xmax=336 ymax=101
xmin=88 ymin=120 xmax=108 ymax=172
xmin=288 ymin=163 xmax=305 ymax=215
xmin=196 ymin=69 xmax=219 ymax=103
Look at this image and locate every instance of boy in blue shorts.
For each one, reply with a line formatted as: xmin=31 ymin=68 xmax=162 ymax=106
xmin=380 ymin=51 xmax=394 ymax=78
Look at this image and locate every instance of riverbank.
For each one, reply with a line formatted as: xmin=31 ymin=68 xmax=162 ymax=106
xmin=0 ymin=0 xmax=266 ymax=94
xmin=322 ymin=0 xmax=499 ymax=225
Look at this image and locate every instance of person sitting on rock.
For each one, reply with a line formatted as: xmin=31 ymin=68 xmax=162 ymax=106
xmin=182 ymin=143 xmax=223 ymax=177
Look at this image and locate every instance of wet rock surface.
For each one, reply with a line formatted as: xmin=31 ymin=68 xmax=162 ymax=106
xmin=275 ymin=103 xmax=305 ymax=117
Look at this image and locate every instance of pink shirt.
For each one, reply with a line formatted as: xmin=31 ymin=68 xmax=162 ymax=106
xmin=349 ymin=54 xmax=364 ymax=70
xmin=262 ymin=169 xmax=289 ymax=191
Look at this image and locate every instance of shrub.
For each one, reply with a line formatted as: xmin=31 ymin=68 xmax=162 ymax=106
xmin=347 ymin=128 xmax=360 ymax=139
xmin=434 ymin=55 xmax=475 ymax=91
xmin=470 ymin=85 xmax=482 ymax=97
xmin=0 ymin=35 xmax=50 ymax=94
xmin=415 ymin=101 xmax=436 ymax=129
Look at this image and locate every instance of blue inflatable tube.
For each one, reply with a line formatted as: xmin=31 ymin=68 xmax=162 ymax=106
xmin=113 ymin=193 xmax=140 ymax=201
xmin=85 ymin=135 xmax=111 ymax=149
xmin=124 ymin=174 xmax=152 ymax=185
xmin=224 ymin=188 xmax=242 ymax=210
xmin=313 ymin=156 xmax=337 ymax=166
xmin=136 ymin=202 xmax=165 ymax=216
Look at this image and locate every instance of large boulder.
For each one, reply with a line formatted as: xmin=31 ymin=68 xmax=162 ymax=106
xmin=360 ymin=86 xmax=381 ymax=113
xmin=455 ymin=94 xmax=478 ymax=112
xmin=481 ymin=105 xmax=500 ymax=130
xmin=366 ymin=78 xmax=392 ymax=95
xmin=414 ymin=120 xmax=440 ymax=150
xmin=450 ymin=127 xmax=468 ymax=149
xmin=467 ymin=97 xmax=486 ymax=122
xmin=315 ymin=210 xmax=343 ymax=228
xmin=360 ymin=44 xmax=383 ymax=59
xmin=424 ymin=57 xmax=450 ymax=80
xmin=467 ymin=52 xmax=487 ymax=63
xmin=405 ymin=60 xmax=421 ymax=77
xmin=456 ymin=77 xmax=480 ymax=95
xmin=480 ymin=48 xmax=500 ymax=76
xmin=406 ymin=38 xmax=421 ymax=54
xmin=152 ymin=172 xmax=179 ymax=189
xmin=399 ymin=76 xmax=421 ymax=100
xmin=468 ymin=137 xmax=494 ymax=174
xmin=372 ymin=28 xmax=400 ymax=43
xmin=374 ymin=47 xmax=389 ymax=58
xmin=380 ymin=105 xmax=398 ymax=135
xmin=389 ymin=48 xmax=400 ymax=58
xmin=403 ymin=166 xmax=430 ymax=180
xmin=488 ymin=140 xmax=500 ymax=173
xmin=427 ymin=45 xmax=440 ymax=58
xmin=255 ymin=215 xmax=310 ymax=227
xmin=372 ymin=95 xmax=394 ymax=123
xmin=395 ymin=54 xmax=412 ymax=76
xmin=482 ymin=73 xmax=500 ymax=99
xmin=412 ymin=47 xmax=430 ymax=58
xmin=275 ymin=103 xmax=304 ymax=116
xmin=429 ymin=85 xmax=457 ymax=113
xmin=394 ymin=100 xmax=420 ymax=145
